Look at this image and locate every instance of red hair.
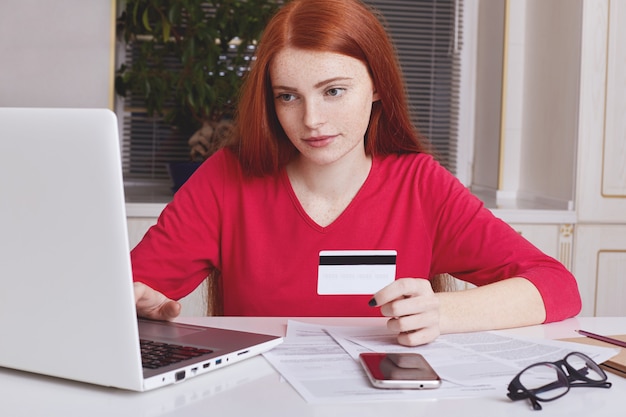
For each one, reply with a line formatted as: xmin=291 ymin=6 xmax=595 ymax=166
xmin=231 ymin=0 xmax=428 ymax=176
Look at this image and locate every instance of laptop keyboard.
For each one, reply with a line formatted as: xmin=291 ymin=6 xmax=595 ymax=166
xmin=140 ymin=339 xmax=214 ymax=369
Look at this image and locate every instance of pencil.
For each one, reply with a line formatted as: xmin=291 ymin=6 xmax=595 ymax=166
xmin=576 ymin=329 xmax=626 ymax=349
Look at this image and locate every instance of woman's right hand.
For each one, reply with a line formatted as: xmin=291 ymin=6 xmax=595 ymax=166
xmin=134 ymin=282 xmax=181 ymax=321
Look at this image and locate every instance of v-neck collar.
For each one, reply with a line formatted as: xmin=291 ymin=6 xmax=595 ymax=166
xmin=280 ymin=156 xmax=378 ymax=232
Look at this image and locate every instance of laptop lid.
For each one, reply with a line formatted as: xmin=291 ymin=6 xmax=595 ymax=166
xmin=0 ymin=108 xmax=281 ymax=391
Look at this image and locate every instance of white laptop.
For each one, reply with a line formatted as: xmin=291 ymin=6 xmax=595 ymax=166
xmin=0 ymin=107 xmax=282 ymax=391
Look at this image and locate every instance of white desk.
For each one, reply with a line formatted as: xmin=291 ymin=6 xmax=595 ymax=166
xmin=1 ymin=316 xmax=624 ymax=417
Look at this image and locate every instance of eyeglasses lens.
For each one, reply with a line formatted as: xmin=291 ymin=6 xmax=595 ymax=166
xmin=518 ymin=363 xmax=569 ymax=401
xmin=566 ymin=353 xmax=605 ymax=382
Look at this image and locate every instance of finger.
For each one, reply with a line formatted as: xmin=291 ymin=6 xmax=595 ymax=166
xmin=379 ymin=292 xmax=440 ymax=318
xmin=381 ymin=295 xmax=441 ymax=346
xmin=134 ymin=282 xmax=181 ymax=321
xmin=395 ymin=326 xmax=440 ymax=347
xmin=387 ymin=311 xmax=441 ymax=346
xmin=133 ymin=281 xmax=149 ymax=303
xmin=370 ymin=278 xmax=431 ymax=307
xmin=140 ymin=299 xmax=181 ymax=321
xmin=385 ymin=303 xmax=439 ymax=332
xmin=159 ymin=299 xmax=182 ymax=320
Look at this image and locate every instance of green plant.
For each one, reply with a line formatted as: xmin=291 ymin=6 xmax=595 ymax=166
xmin=115 ymin=0 xmax=280 ymax=160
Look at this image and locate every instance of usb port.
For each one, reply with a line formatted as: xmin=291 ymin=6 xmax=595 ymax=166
xmin=215 ymin=359 xmax=222 ymax=365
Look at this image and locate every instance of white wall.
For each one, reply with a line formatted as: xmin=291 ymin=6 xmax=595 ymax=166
xmin=471 ymin=0 xmax=505 ymax=196
xmin=0 ymin=0 xmax=114 ymax=108
xmin=518 ymin=0 xmax=581 ymax=208
xmin=473 ymin=0 xmax=582 ymax=210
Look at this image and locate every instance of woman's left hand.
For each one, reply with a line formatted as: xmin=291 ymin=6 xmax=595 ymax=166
xmin=370 ymin=278 xmax=441 ymax=346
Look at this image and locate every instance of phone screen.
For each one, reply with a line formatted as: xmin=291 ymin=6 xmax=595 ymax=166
xmin=359 ymin=352 xmax=441 ymax=389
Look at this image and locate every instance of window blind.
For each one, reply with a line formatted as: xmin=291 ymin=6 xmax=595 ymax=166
xmin=365 ymin=0 xmax=462 ymax=174
xmin=117 ymin=0 xmax=462 ymax=186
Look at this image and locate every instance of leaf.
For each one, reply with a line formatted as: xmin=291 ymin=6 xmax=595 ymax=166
xmin=162 ymin=18 xmax=171 ymax=42
xmin=116 ymin=0 xmax=281 ymax=132
xmin=132 ymin=1 xmax=140 ymax=27
xmin=144 ymin=79 xmax=151 ymax=96
xmin=168 ymin=2 xmax=181 ymax=24
xmin=186 ymin=91 xmax=195 ymax=109
xmin=142 ymin=7 xmax=152 ymax=32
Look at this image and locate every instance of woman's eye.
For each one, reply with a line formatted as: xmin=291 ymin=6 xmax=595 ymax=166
xmin=277 ymin=93 xmax=296 ymax=102
xmin=326 ymin=88 xmax=345 ymax=97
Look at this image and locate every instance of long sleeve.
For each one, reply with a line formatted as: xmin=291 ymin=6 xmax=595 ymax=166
xmin=130 ymin=150 xmax=581 ymax=320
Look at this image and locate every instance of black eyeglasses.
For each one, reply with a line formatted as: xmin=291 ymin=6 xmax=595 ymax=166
xmin=507 ymin=351 xmax=612 ymax=410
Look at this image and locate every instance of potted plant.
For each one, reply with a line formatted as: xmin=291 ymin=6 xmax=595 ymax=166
xmin=114 ymin=0 xmax=279 ymax=191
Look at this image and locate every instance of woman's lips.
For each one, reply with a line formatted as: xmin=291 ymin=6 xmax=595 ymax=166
xmin=303 ymin=135 xmax=336 ymax=147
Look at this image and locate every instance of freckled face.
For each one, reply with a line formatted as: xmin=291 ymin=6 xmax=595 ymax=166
xmin=270 ymin=48 xmax=379 ymax=167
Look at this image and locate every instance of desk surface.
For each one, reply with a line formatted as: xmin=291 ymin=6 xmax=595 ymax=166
xmin=1 ymin=316 xmax=624 ymax=417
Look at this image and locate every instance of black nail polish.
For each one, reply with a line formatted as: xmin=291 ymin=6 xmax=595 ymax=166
xmin=368 ymin=297 xmax=377 ymax=307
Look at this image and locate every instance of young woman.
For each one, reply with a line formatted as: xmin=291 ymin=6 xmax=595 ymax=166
xmin=132 ymin=0 xmax=581 ymax=346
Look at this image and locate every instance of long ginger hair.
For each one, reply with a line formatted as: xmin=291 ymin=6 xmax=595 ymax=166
xmin=230 ymin=0 xmax=429 ymax=176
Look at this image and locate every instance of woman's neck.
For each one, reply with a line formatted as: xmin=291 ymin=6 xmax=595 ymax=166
xmin=286 ymin=151 xmax=373 ymax=227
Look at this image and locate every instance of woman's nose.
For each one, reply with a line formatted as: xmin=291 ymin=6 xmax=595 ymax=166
xmin=303 ymin=98 xmax=325 ymax=128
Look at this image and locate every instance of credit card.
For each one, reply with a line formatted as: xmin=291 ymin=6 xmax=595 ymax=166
xmin=317 ymin=250 xmax=397 ymax=295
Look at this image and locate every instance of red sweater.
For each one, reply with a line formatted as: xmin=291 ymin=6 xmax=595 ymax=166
xmin=131 ymin=150 xmax=581 ymax=320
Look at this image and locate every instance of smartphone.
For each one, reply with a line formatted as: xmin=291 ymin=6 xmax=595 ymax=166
xmin=359 ymin=352 xmax=442 ymax=389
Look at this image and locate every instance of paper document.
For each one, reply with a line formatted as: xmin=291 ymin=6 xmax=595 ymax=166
xmin=262 ymin=321 xmax=618 ymax=404
xmin=329 ymin=326 xmax=618 ymax=386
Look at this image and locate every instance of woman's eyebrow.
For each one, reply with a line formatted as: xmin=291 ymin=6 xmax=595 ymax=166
xmin=271 ymin=84 xmax=296 ymax=92
xmin=272 ymin=77 xmax=353 ymax=92
xmin=314 ymin=76 xmax=353 ymax=89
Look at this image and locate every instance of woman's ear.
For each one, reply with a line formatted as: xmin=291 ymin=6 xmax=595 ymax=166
xmin=372 ymin=90 xmax=380 ymax=102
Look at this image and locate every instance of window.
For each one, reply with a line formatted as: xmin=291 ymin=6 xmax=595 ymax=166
xmin=364 ymin=0 xmax=472 ymax=181
xmin=116 ymin=0 xmax=473 ymax=194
